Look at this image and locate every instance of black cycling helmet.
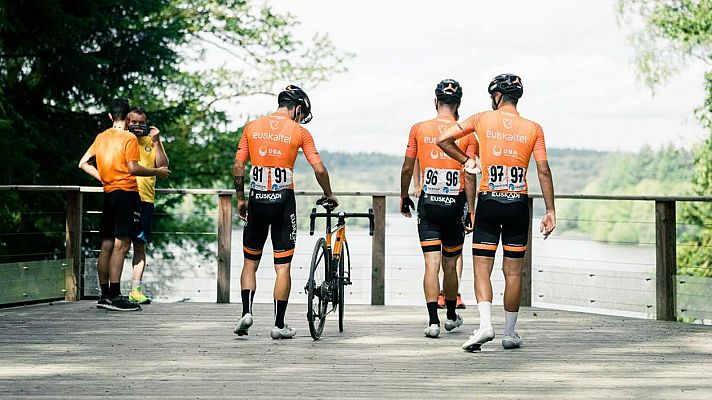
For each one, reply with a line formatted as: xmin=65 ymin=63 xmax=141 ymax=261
xmin=487 ymin=73 xmax=523 ymax=98
xmin=277 ymin=84 xmax=312 ymax=124
xmin=435 ymin=79 xmax=463 ymax=104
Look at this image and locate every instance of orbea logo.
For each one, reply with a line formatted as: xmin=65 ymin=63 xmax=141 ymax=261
xmin=430 ymin=149 xmax=451 ymax=160
xmin=486 ymin=130 xmax=526 ymax=143
xmin=269 ymin=120 xmax=279 ymax=130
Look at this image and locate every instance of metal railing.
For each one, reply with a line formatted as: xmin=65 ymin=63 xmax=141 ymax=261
xmin=1 ymin=185 xmax=711 ymax=322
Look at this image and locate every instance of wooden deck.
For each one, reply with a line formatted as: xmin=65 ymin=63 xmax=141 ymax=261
xmin=1 ymin=302 xmax=711 ymax=399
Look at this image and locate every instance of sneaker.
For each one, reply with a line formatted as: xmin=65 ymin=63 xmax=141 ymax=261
xmin=456 ymin=293 xmax=466 ymax=309
xmin=437 ymin=292 xmax=446 ymax=309
xmin=97 ymin=296 xmax=109 ymax=309
xmin=270 ymin=325 xmax=296 ymax=339
xmin=502 ymin=332 xmax=523 ymax=349
xmin=444 ymin=314 xmax=463 ymax=332
xmin=128 ymin=287 xmax=152 ymax=305
xmin=424 ymin=323 xmax=440 ymax=338
xmin=233 ymin=313 xmax=253 ymax=336
xmin=104 ymin=295 xmax=141 ymax=312
xmin=461 ymin=326 xmax=495 ymax=352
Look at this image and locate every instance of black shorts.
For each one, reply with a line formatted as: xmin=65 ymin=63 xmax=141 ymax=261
xmin=99 ymin=190 xmax=141 ymax=240
xmin=416 ymin=191 xmax=467 ymax=257
xmin=134 ymin=201 xmax=154 ymax=243
xmin=243 ymin=189 xmax=297 ymax=265
xmin=472 ymin=192 xmax=530 ymax=259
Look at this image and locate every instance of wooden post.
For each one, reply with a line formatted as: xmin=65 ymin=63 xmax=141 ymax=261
xmin=217 ymin=194 xmax=233 ymax=303
xmin=65 ymin=190 xmax=82 ymax=301
xmin=371 ymin=195 xmax=386 ymax=305
xmin=521 ymin=197 xmax=534 ymax=307
xmin=655 ymin=200 xmax=676 ymax=321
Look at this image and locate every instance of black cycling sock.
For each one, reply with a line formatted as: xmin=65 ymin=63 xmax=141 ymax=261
xmin=274 ymin=299 xmax=288 ymax=329
xmin=109 ymin=282 xmax=121 ymax=298
xmin=241 ymin=289 xmax=255 ymax=316
xmin=446 ymin=299 xmax=457 ymax=321
xmin=100 ymin=283 xmax=110 ymax=297
xmin=427 ymin=302 xmax=440 ymax=325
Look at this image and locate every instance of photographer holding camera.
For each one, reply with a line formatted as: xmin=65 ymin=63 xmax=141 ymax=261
xmin=126 ymin=107 xmax=170 ymax=304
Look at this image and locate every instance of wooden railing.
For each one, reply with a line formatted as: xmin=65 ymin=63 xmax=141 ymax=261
xmin=1 ymin=185 xmax=711 ymax=321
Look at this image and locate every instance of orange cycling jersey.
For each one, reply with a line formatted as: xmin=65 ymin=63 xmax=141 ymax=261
xmin=235 ymin=111 xmax=322 ymax=191
xmin=454 ymin=105 xmax=547 ymax=194
xmin=405 ymin=116 xmax=477 ymax=195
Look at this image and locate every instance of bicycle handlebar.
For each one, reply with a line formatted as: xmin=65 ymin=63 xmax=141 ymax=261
xmin=309 ymin=202 xmax=375 ymax=237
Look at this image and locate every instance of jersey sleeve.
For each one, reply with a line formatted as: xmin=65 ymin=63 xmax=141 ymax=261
xmin=235 ymin=124 xmax=250 ymax=162
xmin=404 ymin=123 xmax=418 ymax=158
xmin=456 ymin=112 xmax=484 ymax=138
xmin=463 ymin=135 xmax=478 ymax=158
xmin=532 ymin=123 xmax=548 ymax=161
xmin=299 ymin=127 xmax=322 ymax=165
xmin=124 ymin=135 xmax=140 ymax=162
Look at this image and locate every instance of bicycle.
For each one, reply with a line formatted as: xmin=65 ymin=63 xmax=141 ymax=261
xmin=304 ymin=198 xmax=374 ymax=340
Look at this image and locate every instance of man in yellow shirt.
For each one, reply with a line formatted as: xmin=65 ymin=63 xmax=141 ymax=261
xmin=126 ymin=108 xmax=170 ymax=304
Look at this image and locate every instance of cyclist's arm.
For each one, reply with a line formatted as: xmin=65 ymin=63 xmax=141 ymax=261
xmin=437 ymin=124 xmax=472 ymax=164
xmin=412 ymin=158 xmax=421 ymax=196
xmin=78 ymin=148 xmax=101 ymax=183
xmin=464 ymin=137 xmax=478 ymax=212
xmin=150 ymin=127 xmax=169 ymax=168
xmin=537 ymin=160 xmax=555 ymax=212
xmin=233 ymin=159 xmax=247 ymax=201
xmin=400 ymin=156 xmax=416 ymax=198
xmin=300 ymin=129 xmax=334 ymax=198
xmin=311 ymin=162 xmax=335 ymax=198
xmin=234 ymin=132 xmax=250 ymax=201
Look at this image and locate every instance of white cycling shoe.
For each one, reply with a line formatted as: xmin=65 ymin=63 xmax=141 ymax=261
xmin=233 ymin=313 xmax=253 ymax=336
xmin=424 ymin=324 xmax=440 ymax=338
xmin=501 ymin=332 xmax=523 ymax=349
xmin=461 ymin=326 xmax=495 ymax=352
xmin=444 ymin=314 xmax=463 ymax=332
xmin=270 ymin=324 xmax=297 ymax=339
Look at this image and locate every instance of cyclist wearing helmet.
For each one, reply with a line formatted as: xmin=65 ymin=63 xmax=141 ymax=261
xmin=233 ymin=85 xmax=338 ymax=339
xmin=400 ymin=79 xmax=477 ymax=338
xmin=438 ymin=73 xmax=556 ymax=351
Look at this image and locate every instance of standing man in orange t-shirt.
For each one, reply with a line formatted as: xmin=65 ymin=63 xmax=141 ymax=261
xmin=438 ymin=74 xmax=556 ymax=351
xmin=399 ymin=79 xmax=477 ymax=338
xmin=233 ymin=85 xmax=337 ymax=339
xmin=78 ymin=98 xmax=171 ymax=312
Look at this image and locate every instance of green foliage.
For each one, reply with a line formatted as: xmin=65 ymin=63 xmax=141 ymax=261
xmin=558 ymin=147 xmax=694 ymax=243
xmin=0 ymin=0 xmax=350 ymax=260
xmin=619 ymin=0 xmax=712 ymax=277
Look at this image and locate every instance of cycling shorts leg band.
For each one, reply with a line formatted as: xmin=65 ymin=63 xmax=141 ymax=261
xmin=243 ymin=246 xmax=263 ymax=261
xmin=442 ymin=244 xmax=463 ymax=257
xmin=273 ymin=249 xmax=294 ymax=265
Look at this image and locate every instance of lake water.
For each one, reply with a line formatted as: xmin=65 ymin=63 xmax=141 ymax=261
xmin=85 ymin=212 xmax=712 ymax=322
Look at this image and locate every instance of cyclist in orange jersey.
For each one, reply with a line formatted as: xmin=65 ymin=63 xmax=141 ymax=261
xmin=413 ymin=160 xmax=467 ymax=310
xmin=437 ymin=73 xmax=556 ymax=351
xmin=400 ymin=79 xmax=477 ymax=338
xmin=232 ymin=85 xmax=338 ymax=339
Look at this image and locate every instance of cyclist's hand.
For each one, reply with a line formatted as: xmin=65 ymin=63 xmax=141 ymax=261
xmin=464 ymin=212 xmax=475 ymax=233
xmin=320 ymin=194 xmax=339 ymax=210
xmin=540 ymin=210 xmax=556 ymax=239
xmin=464 ymin=157 xmax=480 ymax=175
xmin=414 ymin=184 xmax=422 ymax=197
xmin=156 ymin=166 xmax=171 ymax=179
xmin=400 ymin=196 xmax=415 ymax=218
xmin=237 ymin=199 xmax=247 ymax=221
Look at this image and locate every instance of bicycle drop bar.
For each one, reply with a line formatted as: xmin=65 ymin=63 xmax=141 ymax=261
xmin=309 ymin=207 xmax=375 ymax=237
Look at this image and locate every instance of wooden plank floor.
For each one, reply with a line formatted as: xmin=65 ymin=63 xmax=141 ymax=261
xmin=1 ymin=301 xmax=711 ymax=399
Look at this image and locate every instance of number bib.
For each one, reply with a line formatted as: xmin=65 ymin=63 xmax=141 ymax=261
xmin=250 ymin=166 xmax=293 ymax=191
xmin=487 ymin=165 xmax=526 ymax=192
xmin=422 ymin=168 xmax=460 ymax=195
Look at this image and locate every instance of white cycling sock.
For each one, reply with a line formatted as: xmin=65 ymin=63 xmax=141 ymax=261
xmin=477 ymin=301 xmax=492 ymax=329
xmin=504 ymin=311 xmax=518 ymax=336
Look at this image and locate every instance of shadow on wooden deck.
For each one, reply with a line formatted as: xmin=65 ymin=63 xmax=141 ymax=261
xmin=1 ymin=302 xmax=711 ymax=399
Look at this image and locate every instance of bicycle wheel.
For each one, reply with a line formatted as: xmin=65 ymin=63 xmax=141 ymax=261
xmin=338 ymin=241 xmax=350 ymax=332
xmin=307 ymin=238 xmax=329 ymax=340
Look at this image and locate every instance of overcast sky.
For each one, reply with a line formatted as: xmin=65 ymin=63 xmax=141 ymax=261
xmin=220 ymin=0 xmax=708 ymax=155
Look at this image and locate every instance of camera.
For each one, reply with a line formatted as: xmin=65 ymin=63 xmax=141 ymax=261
xmin=128 ymin=124 xmax=150 ymax=137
